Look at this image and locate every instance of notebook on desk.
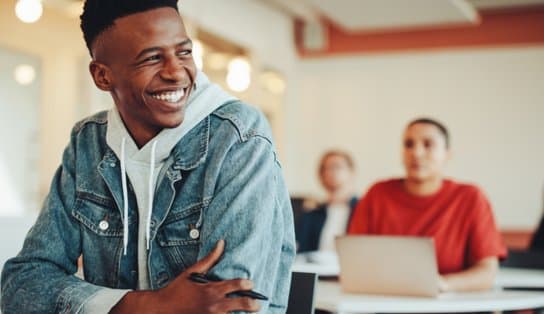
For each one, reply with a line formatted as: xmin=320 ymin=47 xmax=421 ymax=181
xmin=335 ymin=235 xmax=440 ymax=297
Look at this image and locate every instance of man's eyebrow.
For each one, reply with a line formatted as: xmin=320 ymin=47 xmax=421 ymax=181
xmin=135 ymin=39 xmax=193 ymax=60
xmin=176 ymin=38 xmax=193 ymax=48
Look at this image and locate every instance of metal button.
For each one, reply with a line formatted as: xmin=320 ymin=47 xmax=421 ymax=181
xmin=109 ymin=162 xmax=116 ymax=167
xmin=99 ymin=220 xmax=109 ymax=230
xmin=189 ymin=228 xmax=200 ymax=239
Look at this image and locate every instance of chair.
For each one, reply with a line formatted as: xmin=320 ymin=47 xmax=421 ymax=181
xmin=290 ymin=196 xmax=317 ymax=227
xmin=529 ymin=185 xmax=544 ymax=251
xmin=501 ymin=249 xmax=544 ymax=269
xmin=286 ymin=271 xmax=318 ymax=314
xmin=530 ymin=213 xmax=544 ymax=251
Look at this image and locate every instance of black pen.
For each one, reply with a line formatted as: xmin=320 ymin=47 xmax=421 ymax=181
xmin=189 ymin=272 xmax=268 ymax=301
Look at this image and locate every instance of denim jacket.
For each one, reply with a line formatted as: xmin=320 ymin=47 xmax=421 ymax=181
xmin=1 ymin=101 xmax=296 ymax=313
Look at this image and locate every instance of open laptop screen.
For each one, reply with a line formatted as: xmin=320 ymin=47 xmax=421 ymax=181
xmin=336 ymin=235 xmax=440 ymax=297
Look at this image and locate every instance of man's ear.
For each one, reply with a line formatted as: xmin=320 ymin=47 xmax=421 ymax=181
xmin=89 ymin=61 xmax=112 ymax=91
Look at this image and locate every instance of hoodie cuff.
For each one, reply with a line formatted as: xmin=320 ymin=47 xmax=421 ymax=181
xmin=81 ymin=288 xmax=131 ymax=314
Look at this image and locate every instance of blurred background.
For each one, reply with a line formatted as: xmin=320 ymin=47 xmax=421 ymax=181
xmin=1 ymin=0 xmax=543 ymax=249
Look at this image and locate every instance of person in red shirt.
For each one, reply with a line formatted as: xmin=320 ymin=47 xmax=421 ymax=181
xmin=348 ymin=118 xmax=507 ymax=292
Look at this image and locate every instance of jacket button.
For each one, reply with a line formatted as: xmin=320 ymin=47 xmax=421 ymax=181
xmin=99 ymin=220 xmax=109 ymax=230
xmin=109 ymin=162 xmax=116 ymax=167
xmin=189 ymin=228 xmax=199 ymax=239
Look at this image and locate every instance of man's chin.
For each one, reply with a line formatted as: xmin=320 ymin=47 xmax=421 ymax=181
xmin=162 ymin=119 xmax=184 ymax=129
xmin=156 ymin=112 xmax=185 ymax=129
xmin=406 ymin=173 xmax=427 ymax=183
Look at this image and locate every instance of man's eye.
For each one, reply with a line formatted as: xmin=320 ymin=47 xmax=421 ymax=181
xmin=404 ymin=140 xmax=414 ymax=149
xmin=178 ymin=49 xmax=192 ymax=56
xmin=144 ymin=55 xmax=161 ymax=62
xmin=424 ymin=140 xmax=434 ymax=148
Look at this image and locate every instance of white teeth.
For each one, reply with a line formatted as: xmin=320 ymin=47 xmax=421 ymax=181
xmin=151 ymin=89 xmax=185 ymax=103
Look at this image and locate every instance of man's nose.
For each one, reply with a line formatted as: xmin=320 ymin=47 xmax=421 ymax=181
xmin=160 ymin=57 xmax=185 ymax=82
xmin=411 ymin=143 xmax=425 ymax=157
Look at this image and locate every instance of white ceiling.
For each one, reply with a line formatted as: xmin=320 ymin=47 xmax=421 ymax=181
xmin=468 ymin=0 xmax=544 ymax=9
xmin=41 ymin=0 xmax=544 ymax=32
xmin=259 ymin=0 xmax=544 ymax=32
xmin=304 ymin=0 xmax=479 ymax=31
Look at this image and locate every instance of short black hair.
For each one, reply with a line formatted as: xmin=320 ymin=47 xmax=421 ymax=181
xmin=407 ymin=117 xmax=450 ymax=148
xmin=80 ymin=0 xmax=179 ymax=56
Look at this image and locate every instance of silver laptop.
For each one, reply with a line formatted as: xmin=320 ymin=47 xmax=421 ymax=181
xmin=335 ymin=235 xmax=440 ymax=297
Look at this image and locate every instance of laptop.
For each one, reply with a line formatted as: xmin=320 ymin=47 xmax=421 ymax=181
xmin=335 ymin=235 xmax=440 ymax=297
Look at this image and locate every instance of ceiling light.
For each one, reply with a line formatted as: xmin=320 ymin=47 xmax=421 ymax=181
xmin=15 ymin=0 xmax=43 ymax=24
xmin=193 ymin=40 xmax=204 ymax=70
xmin=14 ymin=64 xmax=36 ymax=85
xmin=226 ymin=57 xmax=251 ymax=93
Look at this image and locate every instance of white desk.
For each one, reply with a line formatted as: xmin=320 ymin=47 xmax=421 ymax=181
xmin=316 ymin=281 xmax=544 ymax=313
xmin=293 ymin=256 xmax=544 ymax=288
xmin=498 ymin=267 xmax=544 ymax=288
xmin=293 ymin=259 xmax=544 ymax=313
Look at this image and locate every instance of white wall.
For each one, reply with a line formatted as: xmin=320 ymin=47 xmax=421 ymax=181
xmin=0 ymin=47 xmax=40 ymax=215
xmin=289 ymin=46 xmax=544 ymax=229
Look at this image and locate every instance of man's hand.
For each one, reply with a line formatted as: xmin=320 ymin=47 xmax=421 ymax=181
xmin=438 ymin=275 xmax=450 ymax=292
xmin=110 ymin=240 xmax=261 ymax=314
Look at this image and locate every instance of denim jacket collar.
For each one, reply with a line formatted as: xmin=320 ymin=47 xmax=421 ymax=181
xmin=99 ymin=114 xmax=210 ymax=174
xmin=170 ymin=115 xmax=210 ymax=171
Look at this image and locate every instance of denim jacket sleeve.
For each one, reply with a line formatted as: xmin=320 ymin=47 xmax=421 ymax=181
xmin=2 ymin=130 xmax=110 ymax=313
xmin=198 ymin=134 xmax=296 ymax=313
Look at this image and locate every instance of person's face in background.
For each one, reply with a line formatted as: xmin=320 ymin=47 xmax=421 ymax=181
xmin=320 ymin=154 xmax=353 ymax=193
xmin=90 ymin=7 xmax=197 ymax=145
xmin=402 ymin=123 xmax=450 ymax=183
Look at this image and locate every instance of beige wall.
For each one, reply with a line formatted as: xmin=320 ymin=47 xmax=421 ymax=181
xmin=0 ymin=0 xmax=88 ymax=199
xmin=290 ymin=46 xmax=544 ymax=229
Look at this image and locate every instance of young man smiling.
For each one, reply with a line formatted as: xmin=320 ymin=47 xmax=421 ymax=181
xmin=1 ymin=1 xmax=295 ymax=313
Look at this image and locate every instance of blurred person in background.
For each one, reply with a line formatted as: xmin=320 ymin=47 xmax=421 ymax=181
xmin=296 ymin=150 xmax=358 ymax=254
xmin=349 ymin=118 xmax=507 ymax=292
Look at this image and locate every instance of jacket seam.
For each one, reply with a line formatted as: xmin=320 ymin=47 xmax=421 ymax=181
xmin=72 ymin=112 xmax=108 ymax=134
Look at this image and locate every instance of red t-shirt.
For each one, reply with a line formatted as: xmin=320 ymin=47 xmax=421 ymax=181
xmin=348 ymin=179 xmax=507 ymax=274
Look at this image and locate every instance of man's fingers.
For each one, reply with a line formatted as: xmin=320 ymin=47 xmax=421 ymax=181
xmin=187 ymin=240 xmax=225 ymax=274
xmin=221 ymin=296 xmax=261 ymax=313
xmin=213 ymin=278 xmax=254 ymax=296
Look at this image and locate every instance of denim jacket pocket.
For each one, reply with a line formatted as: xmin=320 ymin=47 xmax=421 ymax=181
xmin=156 ymin=202 xmax=203 ymax=269
xmin=72 ymin=193 xmax=124 ymax=237
xmin=71 ymin=192 xmax=125 ymax=287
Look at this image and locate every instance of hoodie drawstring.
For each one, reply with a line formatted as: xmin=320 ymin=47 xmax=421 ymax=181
xmin=121 ymin=137 xmax=129 ymax=255
xmin=120 ymin=138 xmax=158 ymax=255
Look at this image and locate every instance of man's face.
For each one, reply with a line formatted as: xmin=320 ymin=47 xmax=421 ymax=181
xmin=402 ymin=123 xmax=450 ymax=183
xmin=90 ymin=7 xmax=196 ymax=145
xmin=320 ymin=154 xmax=353 ymax=192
